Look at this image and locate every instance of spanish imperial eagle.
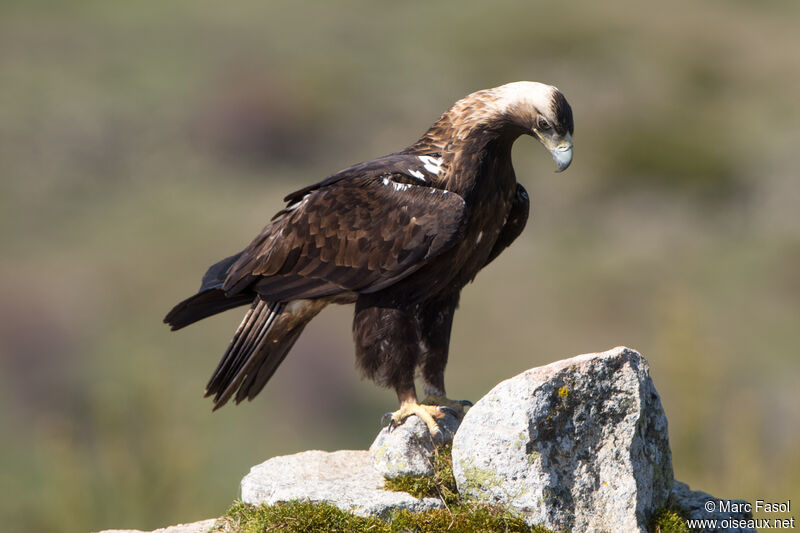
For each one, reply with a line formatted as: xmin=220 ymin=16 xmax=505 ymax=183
xmin=165 ymin=81 xmax=574 ymax=434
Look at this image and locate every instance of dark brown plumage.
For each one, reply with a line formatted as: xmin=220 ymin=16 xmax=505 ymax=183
xmin=164 ymin=81 xmax=574 ymax=433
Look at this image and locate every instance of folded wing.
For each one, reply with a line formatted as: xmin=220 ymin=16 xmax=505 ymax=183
xmin=223 ymin=158 xmax=467 ymax=301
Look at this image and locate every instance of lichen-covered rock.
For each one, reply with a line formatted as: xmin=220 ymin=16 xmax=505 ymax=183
xmin=369 ymin=410 xmax=460 ymax=478
xmin=670 ymin=481 xmax=756 ymax=533
xmin=452 ymin=346 xmax=673 ymax=533
xmin=240 ymin=449 xmax=444 ymax=518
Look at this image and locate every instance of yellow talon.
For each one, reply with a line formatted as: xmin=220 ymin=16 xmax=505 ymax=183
xmin=420 ymin=395 xmax=472 ymax=418
xmin=385 ymin=401 xmax=447 ymax=435
xmin=382 ymin=395 xmax=472 ymax=435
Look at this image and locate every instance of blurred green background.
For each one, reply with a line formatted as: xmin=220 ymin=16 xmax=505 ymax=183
xmin=1 ymin=1 xmax=798 ymax=531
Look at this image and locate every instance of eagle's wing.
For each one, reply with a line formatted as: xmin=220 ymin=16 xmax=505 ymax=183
xmin=483 ymin=182 xmax=530 ymax=267
xmin=222 ymin=154 xmax=467 ymax=301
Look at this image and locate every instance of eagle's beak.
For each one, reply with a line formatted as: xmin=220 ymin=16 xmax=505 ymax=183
xmin=534 ymin=130 xmax=573 ymax=172
xmin=549 ymin=132 xmax=573 ymax=173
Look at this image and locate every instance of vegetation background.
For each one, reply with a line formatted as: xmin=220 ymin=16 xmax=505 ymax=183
xmin=1 ymin=1 xmax=798 ymax=531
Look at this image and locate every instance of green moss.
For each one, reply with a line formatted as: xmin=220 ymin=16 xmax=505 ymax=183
xmin=648 ymin=507 xmax=691 ymax=533
xmin=223 ymin=500 xmax=554 ymax=533
xmin=224 ymin=500 xmax=382 ymax=532
xmin=383 ymin=443 xmax=459 ymax=504
xmin=390 ymin=505 xmax=552 ymax=533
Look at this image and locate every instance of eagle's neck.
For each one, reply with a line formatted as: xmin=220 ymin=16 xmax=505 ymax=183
xmin=408 ymin=100 xmax=524 ymax=196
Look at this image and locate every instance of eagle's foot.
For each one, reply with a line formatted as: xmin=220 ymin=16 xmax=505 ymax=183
xmin=421 ymin=395 xmax=472 ymax=419
xmin=381 ymin=401 xmax=452 ymax=436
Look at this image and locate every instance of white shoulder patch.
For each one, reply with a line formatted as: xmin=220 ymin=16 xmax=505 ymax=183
xmin=381 ymin=175 xmax=414 ymax=192
xmin=418 ymin=155 xmax=443 ymax=175
xmin=407 ymin=168 xmax=426 ymax=181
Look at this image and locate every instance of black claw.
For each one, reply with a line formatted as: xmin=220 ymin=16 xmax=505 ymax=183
xmin=381 ymin=412 xmax=394 ymax=428
xmin=440 ymin=406 xmax=459 ymax=417
xmin=459 ymin=400 xmax=473 ymax=407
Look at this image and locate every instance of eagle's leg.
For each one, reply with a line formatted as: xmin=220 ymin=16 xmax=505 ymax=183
xmin=417 ymin=292 xmax=472 ymax=418
xmin=354 ymin=297 xmax=451 ymax=436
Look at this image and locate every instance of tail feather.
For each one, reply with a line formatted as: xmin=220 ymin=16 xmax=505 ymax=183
xmin=164 ymin=289 xmax=253 ymax=330
xmin=205 ymin=298 xmax=324 ymax=410
xmin=217 ymin=302 xmax=280 ymax=395
xmin=206 ymin=299 xmax=283 ymax=408
xmin=164 ymin=253 xmax=248 ymax=330
xmin=236 ymin=326 xmax=306 ymax=403
xmin=217 ymin=299 xmax=276 ymax=386
xmin=166 ymin=253 xmax=328 ymax=409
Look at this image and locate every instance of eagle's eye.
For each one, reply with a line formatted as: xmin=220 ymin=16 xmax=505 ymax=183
xmin=536 ymin=117 xmax=552 ymax=131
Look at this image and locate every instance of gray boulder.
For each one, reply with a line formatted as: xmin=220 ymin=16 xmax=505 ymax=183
xmin=670 ymin=481 xmax=756 ymax=533
xmin=452 ymin=346 xmax=673 ymax=533
xmin=369 ymin=410 xmax=460 ymax=479
xmin=240 ymin=449 xmax=444 ymax=518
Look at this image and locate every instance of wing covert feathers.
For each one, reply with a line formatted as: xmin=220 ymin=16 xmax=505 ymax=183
xmin=483 ymin=182 xmax=530 ymax=267
xmin=222 ymin=166 xmax=467 ymax=301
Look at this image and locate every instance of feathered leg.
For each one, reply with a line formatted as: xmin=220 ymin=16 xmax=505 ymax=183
xmin=353 ymin=300 xmax=419 ymax=391
xmin=353 ymin=294 xmax=465 ymax=435
xmin=417 ymin=292 xmax=472 ymax=416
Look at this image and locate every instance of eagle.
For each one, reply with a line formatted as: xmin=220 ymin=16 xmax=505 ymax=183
xmin=164 ymin=81 xmax=574 ymax=435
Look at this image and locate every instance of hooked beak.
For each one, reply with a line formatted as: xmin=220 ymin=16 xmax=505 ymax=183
xmin=552 ymin=133 xmax=573 ymax=172
xmin=535 ymin=131 xmax=573 ymax=172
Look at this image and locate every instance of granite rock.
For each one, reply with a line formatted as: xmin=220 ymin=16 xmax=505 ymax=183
xmin=240 ymin=449 xmax=444 ymax=518
xmin=369 ymin=410 xmax=460 ymax=479
xmin=670 ymin=481 xmax=756 ymax=533
xmin=452 ymin=346 xmax=673 ymax=532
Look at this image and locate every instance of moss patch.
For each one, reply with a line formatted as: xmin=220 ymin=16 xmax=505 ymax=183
xmin=648 ymin=507 xmax=691 ymax=533
xmin=224 ymin=500 xmax=691 ymax=533
xmin=383 ymin=443 xmax=459 ymax=504
xmin=223 ymin=500 xmax=384 ymax=533
xmin=223 ymin=499 xmax=553 ymax=533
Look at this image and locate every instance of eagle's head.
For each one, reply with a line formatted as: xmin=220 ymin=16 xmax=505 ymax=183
xmin=487 ymin=81 xmax=574 ymax=172
xmin=434 ymin=81 xmax=574 ymax=172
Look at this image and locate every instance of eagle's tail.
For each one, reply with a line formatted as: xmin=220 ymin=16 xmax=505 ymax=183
xmin=163 ymin=289 xmax=253 ymax=331
xmin=164 ymin=253 xmax=250 ymax=330
xmin=205 ymin=298 xmax=324 ymax=409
